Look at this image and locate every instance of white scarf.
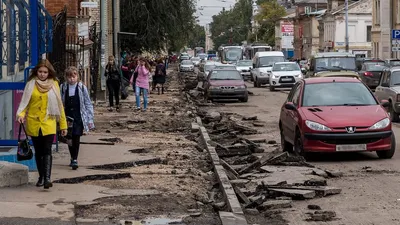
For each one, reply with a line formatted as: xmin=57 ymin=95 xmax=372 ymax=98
xmin=16 ymin=79 xmax=63 ymax=121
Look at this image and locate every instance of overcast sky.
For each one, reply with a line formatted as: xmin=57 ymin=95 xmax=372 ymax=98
xmin=195 ymin=0 xmax=237 ymax=26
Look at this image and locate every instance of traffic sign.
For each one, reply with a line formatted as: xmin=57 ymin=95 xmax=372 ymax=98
xmin=392 ymin=29 xmax=400 ymax=39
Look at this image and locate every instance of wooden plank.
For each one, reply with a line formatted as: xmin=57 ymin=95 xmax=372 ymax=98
xmin=267 ymin=185 xmax=342 ymax=197
xmin=257 ymin=200 xmax=292 ymax=211
xmin=269 ymin=188 xmax=316 ymax=199
xmin=220 ymin=159 xmax=240 ymax=178
xmin=233 ymin=185 xmax=251 ymax=205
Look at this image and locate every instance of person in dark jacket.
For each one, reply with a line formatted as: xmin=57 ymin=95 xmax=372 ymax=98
xmin=105 ymin=55 xmax=121 ymax=112
xmin=154 ymin=59 xmax=167 ymax=94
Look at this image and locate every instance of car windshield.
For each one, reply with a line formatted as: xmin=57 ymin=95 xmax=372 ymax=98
xmin=259 ymin=56 xmax=285 ymax=67
xmin=210 ymin=70 xmax=243 ymax=80
xmin=181 ymin=60 xmax=192 ymax=65
xmin=391 ymin=71 xmax=400 ymax=85
xmin=302 ymin=82 xmax=377 ymax=107
xmin=199 ymin=54 xmax=207 ymax=59
xmin=390 ymin=60 xmax=400 ymax=66
xmin=205 ymin=65 xmax=217 ymax=71
xmin=237 ymin=60 xmax=252 ymax=66
xmin=273 ymin=63 xmax=300 ymax=71
xmin=365 ymin=63 xmax=386 ymax=71
xmin=224 ymin=49 xmax=243 ymax=61
xmin=314 ymin=57 xmax=356 ymax=72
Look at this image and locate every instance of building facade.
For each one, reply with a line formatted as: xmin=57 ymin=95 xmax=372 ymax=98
xmin=319 ymin=0 xmax=373 ymax=57
xmin=371 ymin=0 xmax=400 ymax=59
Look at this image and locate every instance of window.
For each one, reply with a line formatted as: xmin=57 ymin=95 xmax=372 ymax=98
xmin=292 ymin=86 xmax=301 ymax=106
xmin=302 ymin=82 xmax=377 ymax=107
xmin=287 ymin=83 xmax=300 ymax=102
xmin=374 ymin=0 xmax=380 ymax=25
xmin=366 ymin=26 xmax=372 ymax=42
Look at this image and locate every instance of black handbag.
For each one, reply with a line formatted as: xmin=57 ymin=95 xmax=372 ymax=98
xmin=17 ymin=123 xmax=33 ymax=161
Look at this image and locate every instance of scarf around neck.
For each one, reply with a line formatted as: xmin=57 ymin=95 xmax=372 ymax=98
xmin=17 ymin=78 xmax=64 ymax=121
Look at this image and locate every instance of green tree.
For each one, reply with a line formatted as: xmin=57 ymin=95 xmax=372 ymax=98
xmin=120 ymin=0 xmax=197 ymax=53
xmin=187 ymin=24 xmax=206 ymax=49
xmin=209 ymin=0 xmax=253 ymax=50
xmin=254 ymin=0 xmax=286 ymax=46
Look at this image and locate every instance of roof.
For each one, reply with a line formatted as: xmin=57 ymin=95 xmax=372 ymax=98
xmin=304 ymin=77 xmax=361 ymax=84
xmin=313 ymin=52 xmax=355 ymax=58
xmin=332 ymin=0 xmax=370 ymax=15
xmin=282 ymin=12 xmax=296 ymax=19
xmin=296 ymin=0 xmax=327 ymax=4
xmin=386 ymin=66 xmax=400 ymax=72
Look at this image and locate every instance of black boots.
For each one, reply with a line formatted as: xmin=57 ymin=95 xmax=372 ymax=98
xmin=35 ymin=155 xmax=44 ymax=187
xmin=157 ymin=86 xmax=164 ymax=95
xmin=43 ymin=155 xmax=53 ymax=189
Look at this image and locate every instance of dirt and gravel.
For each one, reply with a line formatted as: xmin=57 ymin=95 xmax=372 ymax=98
xmin=72 ymin=66 xmax=224 ymax=224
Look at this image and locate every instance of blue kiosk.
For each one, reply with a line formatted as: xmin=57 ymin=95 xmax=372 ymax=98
xmin=0 ymin=0 xmax=54 ymax=171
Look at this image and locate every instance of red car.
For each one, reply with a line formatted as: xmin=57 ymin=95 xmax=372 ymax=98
xmin=279 ymin=77 xmax=395 ymax=159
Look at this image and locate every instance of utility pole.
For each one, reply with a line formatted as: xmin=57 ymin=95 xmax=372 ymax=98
xmin=345 ymin=0 xmax=349 ymax=52
xmin=100 ymin=0 xmax=107 ymax=94
xmin=112 ymin=0 xmax=118 ymax=61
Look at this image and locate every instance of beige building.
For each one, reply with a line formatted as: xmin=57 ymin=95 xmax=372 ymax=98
xmin=372 ymin=0 xmax=400 ymax=59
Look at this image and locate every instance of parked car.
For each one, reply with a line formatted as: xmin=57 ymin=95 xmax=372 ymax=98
xmin=179 ymin=60 xmax=194 ymax=72
xmin=251 ymin=51 xmax=285 ymax=87
xmin=191 ymin=57 xmax=201 ymax=67
xmin=203 ymin=69 xmax=248 ymax=102
xmin=236 ymin=60 xmax=253 ymax=81
xmin=385 ymin=58 xmax=400 ymax=67
xmin=180 ymin=55 xmax=190 ymax=61
xmin=356 ymin=58 xmax=385 ymax=71
xmin=279 ymin=77 xmax=395 ymax=159
xmin=306 ymin=52 xmax=358 ymax=78
xmin=269 ymin=62 xmax=303 ymax=91
xmin=198 ymin=61 xmax=220 ymax=81
xmin=358 ymin=61 xmax=387 ymax=89
xmin=375 ymin=67 xmax=400 ymax=122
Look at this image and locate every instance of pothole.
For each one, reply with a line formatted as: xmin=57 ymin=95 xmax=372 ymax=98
xmin=54 ymin=173 xmax=131 ymax=184
xmin=90 ymin=158 xmax=164 ymax=170
xmin=129 ymin=148 xmax=150 ymax=154
xmin=99 ymin=137 xmax=123 ymax=143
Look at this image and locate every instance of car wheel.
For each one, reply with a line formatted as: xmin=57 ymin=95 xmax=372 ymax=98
xmin=388 ymin=105 xmax=399 ymax=122
xmin=269 ymin=85 xmax=275 ymax=92
xmin=294 ymin=130 xmax=305 ymax=156
xmin=253 ymin=79 xmax=258 ymax=88
xmin=240 ymin=92 xmax=249 ymax=102
xmin=280 ymin=126 xmax=293 ymax=152
xmin=376 ymin=134 xmax=396 ymax=159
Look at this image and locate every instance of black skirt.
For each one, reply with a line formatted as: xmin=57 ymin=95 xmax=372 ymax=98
xmin=154 ymin=75 xmax=166 ymax=84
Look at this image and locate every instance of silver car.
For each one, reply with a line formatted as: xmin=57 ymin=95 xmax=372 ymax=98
xmin=198 ymin=61 xmax=220 ymax=81
xmin=375 ymin=66 xmax=400 ymax=122
xmin=269 ymin=62 xmax=303 ymax=91
xmin=191 ymin=57 xmax=201 ymax=67
xmin=180 ymin=60 xmax=195 ymax=72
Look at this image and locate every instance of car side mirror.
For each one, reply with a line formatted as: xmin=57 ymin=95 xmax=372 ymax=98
xmin=381 ymin=99 xmax=390 ymax=108
xmin=249 ymin=67 xmax=252 ymax=70
xmin=284 ymin=102 xmax=296 ymax=110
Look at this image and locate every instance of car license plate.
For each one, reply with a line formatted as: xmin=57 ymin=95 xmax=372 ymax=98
xmin=336 ymin=144 xmax=367 ymax=152
xmin=281 ymin=78 xmax=292 ymax=81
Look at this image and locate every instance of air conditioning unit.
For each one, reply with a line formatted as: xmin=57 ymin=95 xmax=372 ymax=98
xmin=305 ymin=6 xmax=311 ymax=14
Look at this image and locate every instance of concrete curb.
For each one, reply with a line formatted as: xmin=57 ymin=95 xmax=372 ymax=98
xmin=196 ymin=116 xmax=248 ymax=225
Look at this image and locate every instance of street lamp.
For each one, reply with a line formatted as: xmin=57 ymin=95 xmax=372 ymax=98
xmin=345 ymin=0 xmax=349 ymax=52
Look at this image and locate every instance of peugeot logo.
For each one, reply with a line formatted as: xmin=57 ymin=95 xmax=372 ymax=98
xmin=345 ymin=126 xmax=356 ymax=133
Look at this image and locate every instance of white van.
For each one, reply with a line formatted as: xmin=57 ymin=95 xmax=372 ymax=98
xmin=251 ymin=51 xmax=285 ymax=87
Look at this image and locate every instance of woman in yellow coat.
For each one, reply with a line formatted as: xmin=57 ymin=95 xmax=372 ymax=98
xmin=17 ymin=59 xmax=68 ymax=189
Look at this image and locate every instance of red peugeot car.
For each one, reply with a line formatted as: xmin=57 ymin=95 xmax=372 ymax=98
xmin=279 ymin=77 xmax=396 ymax=159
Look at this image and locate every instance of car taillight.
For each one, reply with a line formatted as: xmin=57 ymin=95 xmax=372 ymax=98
xmin=364 ymin=72 xmax=373 ymax=76
xmin=397 ymin=94 xmax=400 ymax=102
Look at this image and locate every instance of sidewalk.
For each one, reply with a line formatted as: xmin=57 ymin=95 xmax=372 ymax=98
xmin=0 ymin=66 xmax=220 ymax=225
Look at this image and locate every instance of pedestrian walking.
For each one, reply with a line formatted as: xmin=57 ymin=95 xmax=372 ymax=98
xmin=130 ymin=57 xmax=151 ymax=111
xmin=16 ymin=59 xmax=68 ymax=189
xmin=154 ymin=59 xmax=167 ymax=95
xmin=105 ymin=55 xmax=121 ymax=112
xmin=60 ymin=66 xmax=95 ymax=170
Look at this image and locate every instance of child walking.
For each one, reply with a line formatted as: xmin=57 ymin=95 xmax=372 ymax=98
xmin=60 ymin=67 xmax=95 ymax=170
xmin=130 ymin=58 xmax=151 ymax=111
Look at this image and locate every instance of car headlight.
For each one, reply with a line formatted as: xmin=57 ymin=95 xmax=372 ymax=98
xmin=260 ymin=72 xmax=268 ymax=76
xmin=209 ymin=86 xmax=218 ymax=89
xmin=235 ymin=85 xmax=246 ymax=89
xmin=295 ymin=73 xmax=303 ymax=78
xmin=305 ymin=120 xmax=331 ymax=131
xmin=369 ymin=118 xmax=390 ymax=130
